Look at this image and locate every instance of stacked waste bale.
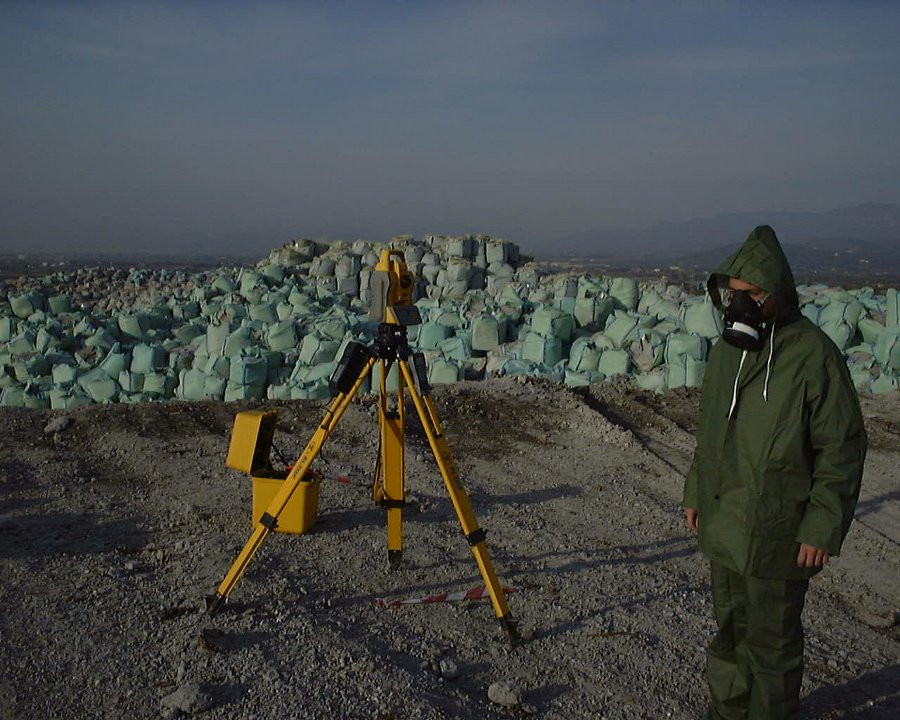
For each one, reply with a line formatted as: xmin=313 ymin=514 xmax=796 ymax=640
xmin=2 ymin=237 xmax=898 ymax=407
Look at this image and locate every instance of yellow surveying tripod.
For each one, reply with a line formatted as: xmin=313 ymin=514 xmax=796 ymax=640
xmin=207 ymin=250 xmax=518 ymax=643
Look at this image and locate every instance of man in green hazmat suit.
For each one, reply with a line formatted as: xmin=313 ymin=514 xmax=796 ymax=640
xmin=682 ymin=225 xmax=867 ymax=719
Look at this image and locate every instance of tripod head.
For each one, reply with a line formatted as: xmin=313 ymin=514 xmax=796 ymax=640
xmin=368 ymin=249 xmax=421 ymax=327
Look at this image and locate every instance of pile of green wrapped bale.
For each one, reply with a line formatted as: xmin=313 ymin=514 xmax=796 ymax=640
xmin=1 ymin=235 xmax=898 ymax=408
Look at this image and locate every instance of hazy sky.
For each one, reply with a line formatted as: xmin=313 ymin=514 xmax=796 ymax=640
xmin=2 ymin=1 xmax=899 ymax=255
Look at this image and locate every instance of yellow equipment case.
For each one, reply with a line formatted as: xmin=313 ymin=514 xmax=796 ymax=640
xmin=226 ymin=410 xmax=319 ymax=534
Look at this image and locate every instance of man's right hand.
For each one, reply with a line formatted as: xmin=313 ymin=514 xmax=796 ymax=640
xmin=684 ymin=507 xmax=699 ymax=533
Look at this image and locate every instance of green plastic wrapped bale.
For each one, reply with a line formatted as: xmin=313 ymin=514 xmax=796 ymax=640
xmin=266 ymin=320 xmax=298 ymax=352
xmin=118 ymin=313 xmax=150 ymax=341
xmin=131 ymin=343 xmax=167 ymax=373
xmin=681 ymin=299 xmax=724 ymax=338
xmin=99 ymin=345 xmax=130 ymax=378
xmin=249 ymin=302 xmax=278 ymax=324
xmin=302 ymin=361 xmax=338 ymax=384
xmin=77 ymin=368 xmax=119 ymax=403
xmin=428 ymin=357 xmax=461 ymax=385
xmin=212 ymin=275 xmax=237 ymax=294
xmin=172 ymin=323 xmax=206 ymax=345
xmin=569 ymin=337 xmax=601 ymax=373
xmin=118 ymin=370 xmax=145 ymax=393
xmin=597 ymin=349 xmax=631 ymax=377
xmin=564 ymin=369 xmax=592 ymax=388
xmin=172 ymin=301 xmax=201 ymax=320
xmin=84 ymin=328 xmax=118 ymax=354
xmin=33 ymin=327 xmax=54 ymax=354
xmin=486 ymin=239 xmax=509 ymax=265
xmin=266 ymin=383 xmax=293 ymax=400
xmin=370 ymin=361 xmax=400 ymax=394
xmin=417 ymin=322 xmax=453 ymax=350
xmin=610 ymin=277 xmax=640 ymax=311
xmin=846 ymin=344 xmax=875 ymax=367
xmin=260 ymin=263 xmax=286 ymax=283
xmin=858 ymin=317 xmax=885 ymax=344
xmin=801 ymin=304 xmax=821 ymax=325
xmin=204 ymin=375 xmax=227 ymax=400
xmin=638 ymin=291 xmax=664 ymax=316
xmin=850 ymin=367 xmax=873 ymax=392
xmin=275 ymin=302 xmax=294 ymax=322
xmin=496 ymin=358 xmax=541 ymax=377
xmin=577 ymin=276 xmax=607 ymax=298
xmin=629 ymin=331 xmax=666 ymax=373
xmin=554 ymin=296 xmax=577 ymax=315
xmin=143 ymin=372 xmax=177 ymax=398
xmin=0 ymin=384 xmax=25 ymax=407
xmin=49 ymin=385 xmax=92 ymax=409
xmin=21 ymin=384 xmax=49 ymax=409
xmin=870 ymin=372 xmax=899 ymax=394
xmin=819 ymin=300 xmax=864 ymax=326
xmin=821 ymin=320 xmax=856 ymax=351
xmin=634 ymin=368 xmax=668 ymax=394
xmin=874 ymin=327 xmax=900 ymax=372
xmin=437 ymin=335 xmax=472 ymax=363
xmin=11 ymin=355 xmax=50 ymax=383
xmin=532 ymin=306 xmax=574 ymax=341
xmin=0 ymin=316 xmax=15 ymax=343
xmin=290 ymin=379 xmax=332 ymax=400
xmin=239 ymin=270 xmax=265 ymax=293
xmin=52 ymin=363 xmax=78 ymax=385
xmin=203 ymin=354 xmax=230 ymax=379
xmin=667 ymin=356 xmax=706 ymax=388
xmin=605 ymin=311 xmax=657 ymax=349
xmin=312 ymin=315 xmax=349 ymax=341
xmin=224 ymin=326 xmax=254 ymax=358
xmin=229 ymin=354 xmax=269 ymax=386
xmin=574 ymin=296 xmax=615 ymax=329
xmin=6 ymin=331 xmax=36 ymax=356
xmin=9 ymin=291 xmax=45 ymax=319
xmin=887 ymin=289 xmax=899 ymax=328
xmin=471 ymin=314 xmax=502 ymax=352
xmin=177 ymin=369 xmax=208 ymax=400
xmin=224 ymin=381 xmax=265 ymax=401
xmin=206 ymin=322 xmax=233 ymax=356
xmin=47 ymin=295 xmax=72 ymax=314
xmin=664 ymin=333 xmax=708 ymax=364
xmin=298 ymin=334 xmax=340 ymax=365
xmin=522 ymin=331 xmax=563 ymax=366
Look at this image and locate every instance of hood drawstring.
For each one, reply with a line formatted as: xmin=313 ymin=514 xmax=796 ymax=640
xmin=763 ymin=317 xmax=776 ymax=402
xmin=728 ymin=350 xmax=748 ymax=420
xmin=728 ymin=319 xmax=777 ymax=419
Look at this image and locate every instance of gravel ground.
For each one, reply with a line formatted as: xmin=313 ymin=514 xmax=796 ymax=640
xmin=1 ymin=379 xmax=897 ymax=719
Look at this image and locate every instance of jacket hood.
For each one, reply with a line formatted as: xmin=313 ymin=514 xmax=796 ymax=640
xmin=707 ymin=225 xmax=800 ymax=323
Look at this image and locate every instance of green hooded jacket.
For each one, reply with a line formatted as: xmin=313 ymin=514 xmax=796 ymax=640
xmin=682 ymin=226 xmax=867 ymax=579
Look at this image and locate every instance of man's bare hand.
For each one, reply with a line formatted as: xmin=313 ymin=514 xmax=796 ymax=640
xmin=797 ymin=543 xmax=830 ymax=568
xmin=684 ymin=507 xmax=699 ymax=533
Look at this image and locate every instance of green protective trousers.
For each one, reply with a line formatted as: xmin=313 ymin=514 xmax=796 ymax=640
xmin=706 ymin=562 xmax=810 ymax=720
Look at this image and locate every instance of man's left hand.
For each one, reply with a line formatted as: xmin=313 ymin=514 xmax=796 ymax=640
xmin=797 ymin=544 xmax=830 ymax=568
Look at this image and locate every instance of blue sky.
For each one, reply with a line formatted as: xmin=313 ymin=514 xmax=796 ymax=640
xmin=2 ymin=1 xmax=899 ymax=255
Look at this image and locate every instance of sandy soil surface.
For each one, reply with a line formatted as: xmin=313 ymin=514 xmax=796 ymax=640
xmin=1 ymin=379 xmax=897 ymax=719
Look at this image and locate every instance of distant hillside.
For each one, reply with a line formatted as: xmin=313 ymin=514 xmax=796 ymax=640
xmin=555 ymin=203 xmax=900 ymax=262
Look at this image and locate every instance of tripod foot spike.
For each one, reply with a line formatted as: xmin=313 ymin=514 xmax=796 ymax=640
xmin=205 ymin=593 xmax=226 ymax=616
xmin=500 ymin=615 xmax=520 ymax=646
xmin=387 ymin=549 xmax=403 ymax=569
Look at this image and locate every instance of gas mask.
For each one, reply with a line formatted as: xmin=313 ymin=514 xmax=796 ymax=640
xmin=721 ymin=289 xmax=769 ymax=351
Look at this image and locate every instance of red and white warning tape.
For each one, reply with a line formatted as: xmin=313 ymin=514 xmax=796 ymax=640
xmin=377 ymin=585 xmax=515 ymax=608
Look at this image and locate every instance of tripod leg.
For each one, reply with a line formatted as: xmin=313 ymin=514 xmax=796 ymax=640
xmin=376 ymin=361 xmax=406 ymax=566
xmin=207 ymin=356 xmax=375 ymax=615
xmin=398 ymin=358 xmax=519 ymax=643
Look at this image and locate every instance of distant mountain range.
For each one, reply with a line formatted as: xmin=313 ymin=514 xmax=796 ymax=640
xmin=555 ymin=204 xmax=900 ymax=270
